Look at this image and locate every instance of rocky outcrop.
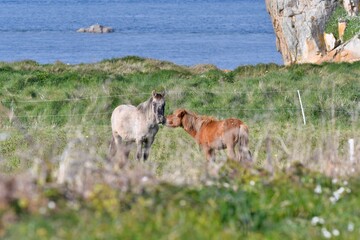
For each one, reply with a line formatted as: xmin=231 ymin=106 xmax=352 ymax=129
xmin=77 ymin=24 xmax=114 ymax=33
xmin=343 ymin=0 xmax=359 ymax=16
xmin=265 ymin=0 xmax=337 ymax=65
xmin=266 ymin=0 xmax=360 ymax=65
xmin=319 ymin=34 xmax=360 ymax=63
xmin=324 ymin=33 xmax=337 ymax=52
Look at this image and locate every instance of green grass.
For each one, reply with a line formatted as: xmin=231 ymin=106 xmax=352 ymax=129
xmin=0 ymin=57 xmax=360 ymax=239
xmin=1 ymin=59 xmax=359 ymax=126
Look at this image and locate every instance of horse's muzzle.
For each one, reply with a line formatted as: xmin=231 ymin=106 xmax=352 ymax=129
xmin=158 ymin=116 xmax=166 ymax=125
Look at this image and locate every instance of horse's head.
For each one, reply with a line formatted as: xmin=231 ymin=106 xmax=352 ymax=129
xmin=166 ymin=109 xmax=187 ymax=128
xmin=151 ymin=90 xmax=166 ymax=125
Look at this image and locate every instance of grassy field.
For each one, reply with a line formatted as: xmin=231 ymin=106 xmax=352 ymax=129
xmin=0 ymin=57 xmax=360 ymax=239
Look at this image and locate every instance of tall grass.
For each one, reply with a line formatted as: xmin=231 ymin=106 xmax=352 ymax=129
xmin=1 ymin=58 xmax=360 ymax=175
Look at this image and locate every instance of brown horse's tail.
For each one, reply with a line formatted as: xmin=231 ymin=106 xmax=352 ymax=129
xmin=238 ymin=124 xmax=252 ymax=164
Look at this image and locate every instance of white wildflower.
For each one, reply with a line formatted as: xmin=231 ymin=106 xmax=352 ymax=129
xmin=205 ymin=180 xmax=214 ymax=186
xmin=333 ymin=187 xmax=345 ymax=200
xmin=346 ymin=188 xmax=351 ymax=193
xmin=311 ymin=216 xmax=325 ymax=226
xmin=179 ymin=200 xmax=186 ymax=207
xmin=223 ymin=182 xmax=230 ymax=188
xmin=249 ymin=180 xmax=255 ymax=186
xmin=311 ymin=216 xmax=319 ymax=225
xmin=336 ymin=187 xmax=345 ymax=195
xmin=48 ymin=201 xmax=56 ymax=210
xmin=332 ymin=178 xmax=338 ymax=184
xmin=141 ymin=176 xmax=149 ymax=183
xmin=347 ymin=222 xmax=354 ymax=232
xmin=332 ymin=229 xmax=340 ymax=236
xmin=343 ymin=181 xmax=348 ymax=186
xmin=330 ymin=187 xmax=346 ymax=203
xmin=329 ymin=196 xmax=337 ymax=204
xmin=314 ymin=184 xmax=322 ymax=194
xmin=322 ymin=227 xmax=332 ymax=239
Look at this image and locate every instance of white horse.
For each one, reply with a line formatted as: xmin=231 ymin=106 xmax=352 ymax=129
xmin=110 ymin=90 xmax=166 ymax=162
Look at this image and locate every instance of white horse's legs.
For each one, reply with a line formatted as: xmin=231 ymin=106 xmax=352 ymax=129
xmin=143 ymin=137 xmax=155 ymax=161
xmin=109 ymin=133 xmax=121 ymax=156
xmin=135 ymin=137 xmax=155 ymax=162
xmin=109 ymin=132 xmax=130 ymax=168
xmin=109 ymin=136 xmax=116 ymax=157
xmin=136 ymin=141 xmax=143 ymax=161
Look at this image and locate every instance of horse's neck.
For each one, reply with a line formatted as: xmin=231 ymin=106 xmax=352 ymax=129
xmin=183 ymin=114 xmax=201 ymax=138
xmin=137 ymin=98 xmax=155 ymax=124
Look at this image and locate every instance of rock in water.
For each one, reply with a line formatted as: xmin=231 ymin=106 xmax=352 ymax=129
xmin=77 ymin=24 xmax=114 ymax=33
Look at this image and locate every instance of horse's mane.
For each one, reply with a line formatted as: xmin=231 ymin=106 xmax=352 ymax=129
xmin=199 ymin=115 xmax=217 ymax=123
xmin=137 ymin=97 xmax=154 ymax=120
xmin=137 ymin=97 xmax=152 ymax=111
xmin=183 ymin=110 xmax=217 ymax=133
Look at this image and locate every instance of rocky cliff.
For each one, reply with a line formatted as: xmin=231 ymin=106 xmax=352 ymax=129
xmin=266 ymin=0 xmax=360 ymax=65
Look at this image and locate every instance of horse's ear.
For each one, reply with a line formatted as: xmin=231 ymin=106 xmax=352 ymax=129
xmin=152 ymin=90 xmax=156 ymax=97
xmin=161 ymin=90 xmax=166 ymax=97
xmin=176 ymin=109 xmax=186 ymax=118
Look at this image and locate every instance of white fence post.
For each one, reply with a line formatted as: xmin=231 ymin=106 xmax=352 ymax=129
xmin=349 ymin=138 xmax=355 ymax=162
xmin=297 ymin=90 xmax=306 ymax=125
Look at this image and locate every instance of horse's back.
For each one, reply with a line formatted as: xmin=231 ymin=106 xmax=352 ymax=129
xmin=197 ymin=119 xmax=226 ymax=146
xmin=111 ymin=105 xmax=137 ymax=125
xmin=223 ymin=118 xmax=247 ymax=132
xmin=201 ymin=118 xmax=244 ymax=135
xmin=111 ymin=105 xmax=138 ymax=140
xmin=198 ymin=118 xmax=247 ymax=147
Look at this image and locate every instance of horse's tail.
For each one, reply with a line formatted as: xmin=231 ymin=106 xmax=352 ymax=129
xmin=238 ymin=124 xmax=252 ymax=164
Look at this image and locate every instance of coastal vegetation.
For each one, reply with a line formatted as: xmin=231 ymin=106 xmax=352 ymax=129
xmin=0 ymin=57 xmax=359 ymax=239
xmin=325 ymin=4 xmax=360 ymax=42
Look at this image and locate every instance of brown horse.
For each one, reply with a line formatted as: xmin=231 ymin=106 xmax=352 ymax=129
xmin=166 ymin=109 xmax=252 ymax=164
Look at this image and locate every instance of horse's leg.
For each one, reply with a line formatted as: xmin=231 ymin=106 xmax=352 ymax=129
xmin=143 ymin=138 xmax=155 ymax=162
xmin=237 ymin=143 xmax=253 ymax=166
xmin=136 ymin=141 xmax=143 ymax=162
xmin=202 ymin=146 xmax=216 ymax=178
xmin=238 ymin=126 xmax=253 ymax=166
xmin=203 ymin=146 xmax=215 ymax=162
xmin=109 ymin=135 xmax=116 ymax=157
xmin=123 ymin=142 xmax=131 ymax=160
xmin=109 ymin=132 xmax=121 ymax=156
xmin=109 ymin=133 xmax=130 ymax=168
xmin=143 ymin=144 xmax=151 ymax=161
xmin=226 ymin=144 xmax=236 ymax=161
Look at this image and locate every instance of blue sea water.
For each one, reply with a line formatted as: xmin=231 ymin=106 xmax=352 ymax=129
xmin=0 ymin=0 xmax=282 ymax=69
